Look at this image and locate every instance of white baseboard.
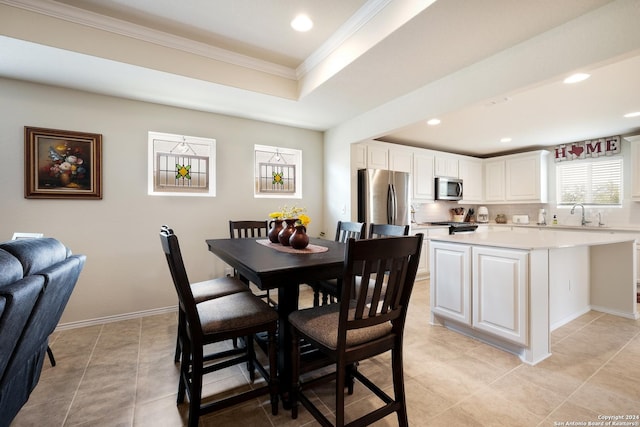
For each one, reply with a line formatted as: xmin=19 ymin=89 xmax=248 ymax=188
xmin=55 ymin=305 xmax=178 ymax=331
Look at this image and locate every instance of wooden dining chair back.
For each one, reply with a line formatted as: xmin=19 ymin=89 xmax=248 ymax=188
xmin=161 ymin=225 xmax=248 ymax=362
xmin=311 ymin=221 xmax=366 ymax=306
xmin=289 ymin=234 xmax=424 ymax=427
xmin=228 ymin=220 xmax=277 ymax=306
xmin=160 ymin=227 xmax=278 ymax=427
xmin=368 ymin=223 xmax=410 ymax=238
xmin=229 ymin=220 xmax=268 ymax=239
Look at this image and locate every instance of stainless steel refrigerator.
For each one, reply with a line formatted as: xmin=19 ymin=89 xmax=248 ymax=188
xmin=357 ymin=169 xmax=411 ymax=226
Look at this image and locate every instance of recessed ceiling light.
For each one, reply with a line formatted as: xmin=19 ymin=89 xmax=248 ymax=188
xmin=426 ymin=118 xmax=441 ymax=126
xmin=563 ymin=73 xmax=590 ymax=84
xmin=500 ymin=137 xmax=512 ymax=143
xmin=624 ymin=111 xmax=640 ymax=118
xmin=291 ymin=14 xmax=313 ymax=32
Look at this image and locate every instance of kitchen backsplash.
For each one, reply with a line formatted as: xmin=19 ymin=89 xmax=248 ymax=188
xmin=412 ymin=200 xmax=640 ymax=227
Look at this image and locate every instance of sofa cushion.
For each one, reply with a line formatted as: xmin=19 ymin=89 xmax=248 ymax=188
xmin=0 ymin=238 xmax=69 ymax=276
xmin=0 ymin=276 xmax=45 ymax=380
xmin=0 ymin=250 xmax=23 ymax=286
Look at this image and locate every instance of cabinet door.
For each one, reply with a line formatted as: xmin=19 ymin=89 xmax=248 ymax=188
xmin=435 ymin=156 xmax=459 ymax=178
xmin=389 ymin=149 xmax=413 ymax=173
xmin=472 ymin=246 xmax=528 ymax=345
xmin=412 ymin=153 xmax=434 ymax=200
xmin=351 ymin=144 xmax=367 ymax=170
xmin=430 ymin=241 xmax=471 ymax=324
xmin=484 ymin=160 xmax=505 ymax=202
xmin=459 ymin=159 xmax=483 ymax=202
xmin=367 ymin=145 xmax=389 ymax=170
xmin=505 ymin=155 xmax=543 ymax=201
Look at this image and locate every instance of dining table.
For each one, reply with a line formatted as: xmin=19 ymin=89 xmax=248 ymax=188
xmin=205 ymin=236 xmax=346 ymax=402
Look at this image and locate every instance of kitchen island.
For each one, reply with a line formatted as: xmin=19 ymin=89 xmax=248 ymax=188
xmin=429 ymin=229 xmax=638 ymax=365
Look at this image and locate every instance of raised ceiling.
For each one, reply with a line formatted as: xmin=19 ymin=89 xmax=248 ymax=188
xmin=1 ymin=0 xmax=639 ymax=156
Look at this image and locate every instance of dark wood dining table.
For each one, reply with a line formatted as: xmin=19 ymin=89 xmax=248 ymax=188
xmin=205 ymin=236 xmax=346 ymax=401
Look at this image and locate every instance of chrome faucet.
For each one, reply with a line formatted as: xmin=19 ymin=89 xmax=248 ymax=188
xmin=570 ymin=203 xmax=591 ymax=226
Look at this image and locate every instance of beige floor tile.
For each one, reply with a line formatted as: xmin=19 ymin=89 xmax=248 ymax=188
xmin=541 ymin=401 xmax=600 ymax=427
xmin=11 ymin=279 xmax=640 ymax=427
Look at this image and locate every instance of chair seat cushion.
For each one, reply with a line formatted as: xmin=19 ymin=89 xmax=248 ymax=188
xmin=191 ymin=276 xmax=248 ymax=303
xmin=289 ymin=301 xmax=392 ymax=350
xmin=197 ymin=292 xmax=278 ymax=334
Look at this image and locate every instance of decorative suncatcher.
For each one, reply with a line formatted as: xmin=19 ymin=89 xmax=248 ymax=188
xmin=148 ymin=132 xmax=216 ymax=196
xmin=255 ymin=146 xmax=298 ymax=195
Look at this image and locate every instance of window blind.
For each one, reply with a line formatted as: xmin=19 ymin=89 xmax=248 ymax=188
xmin=556 ymin=158 xmax=622 ymax=205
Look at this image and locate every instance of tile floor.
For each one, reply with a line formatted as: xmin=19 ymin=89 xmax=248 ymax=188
xmin=11 ymin=280 xmax=640 ymax=427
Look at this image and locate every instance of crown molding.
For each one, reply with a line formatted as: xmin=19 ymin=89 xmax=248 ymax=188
xmin=1 ymin=0 xmax=297 ymax=80
xmin=296 ymin=0 xmax=391 ymax=79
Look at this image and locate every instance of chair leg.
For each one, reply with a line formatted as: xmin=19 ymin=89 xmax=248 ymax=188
xmin=246 ymin=335 xmax=256 ymax=381
xmin=392 ymin=345 xmax=409 ymax=427
xmin=46 ymin=345 xmax=56 ymax=367
xmin=335 ymin=360 xmax=346 ymax=427
xmin=268 ymin=328 xmax=279 ymax=415
xmin=187 ymin=349 xmax=204 ymax=427
xmin=290 ymin=328 xmax=300 ymax=419
xmin=313 ymin=288 xmax=320 ymax=307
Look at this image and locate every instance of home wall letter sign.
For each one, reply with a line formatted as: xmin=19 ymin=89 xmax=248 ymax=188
xmin=554 ymin=135 xmax=620 ymax=162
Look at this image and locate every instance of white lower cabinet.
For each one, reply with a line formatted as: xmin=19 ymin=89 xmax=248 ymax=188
xmin=472 ymin=246 xmax=528 ymax=345
xmin=431 ymin=242 xmax=528 ymax=346
xmin=430 ymin=241 xmax=471 ymax=324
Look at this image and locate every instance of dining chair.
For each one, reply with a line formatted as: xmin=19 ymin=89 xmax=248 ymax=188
xmin=289 ymin=234 xmax=424 ymax=427
xmin=368 ymin=223 xmax=410 ymax=238
xmin=228 ymin=220 xmax=277 ymax=307
xmin=160 ymin=227 xmax=279 ymax=427
xmin=309 ymin=221 xmax=366 ymax=306
xmin=162 ymin=226 xmax=249 ymax=362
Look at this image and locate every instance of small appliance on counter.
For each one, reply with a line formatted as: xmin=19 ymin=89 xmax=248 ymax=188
xmin=477 ymin=206 xmax=489 ymax=223
xmin=495 ymin=214 xmax=507 ymax=224
xmin=537 ymin=208 xmax=547 ymax=225
xmin=512 ymin=214 xmax=530 ymax=224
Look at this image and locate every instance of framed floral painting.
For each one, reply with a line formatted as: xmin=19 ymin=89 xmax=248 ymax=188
xmin=25 ymin=126 xmax=102 ymax=199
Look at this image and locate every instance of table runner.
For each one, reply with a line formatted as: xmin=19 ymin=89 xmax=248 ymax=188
xmin=256 ymin=239 xmax=329 ymax=254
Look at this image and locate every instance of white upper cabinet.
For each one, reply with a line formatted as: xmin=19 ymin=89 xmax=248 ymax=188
xmin=353 ymin=141 xmax=413 ymax=172
xmin=367 ymin=144 xmax=389 ymax=170
xmin=413 ymin=152 xmax=435 ymax=200
xmin=483 ymin=150 xmax=548 ymax=204
xmin=389 ymin=147 xmax=413 ymax=173
xmin=484 ymin=159 xmax=506 ymax=202
xmin=351 ymin=143 xmax=367 ymax=170
xmin=435 ymin=155 xmax=459 ymax=178
xmin=505 ymin=151 xmax=548 ymax=202
xmin=459 ymin=158 xmax=483 ymax=203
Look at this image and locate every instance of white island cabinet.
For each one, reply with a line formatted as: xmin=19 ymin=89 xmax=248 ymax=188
xmin=429 ymin=230 xmax=637 ymax=365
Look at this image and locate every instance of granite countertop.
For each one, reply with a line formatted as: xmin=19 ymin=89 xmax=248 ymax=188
xmin=428 ymin=228 xmax=636 ymax=250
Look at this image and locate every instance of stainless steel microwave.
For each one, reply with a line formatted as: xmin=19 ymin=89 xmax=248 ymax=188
xmin=435 ymin=177 xmax=463 ymax=201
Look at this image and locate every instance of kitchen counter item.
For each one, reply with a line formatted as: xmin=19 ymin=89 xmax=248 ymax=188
xmin=477 ymin=206 xmax=489 ymax=223
xmin=495 ymin=214 xmax=507 ymax=224
xmin=512 ymin=214 xmax=529 ymax=224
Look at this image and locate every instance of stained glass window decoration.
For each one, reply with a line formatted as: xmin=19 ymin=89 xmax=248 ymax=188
xmin=254 ymin=144 xmax=302 ymax=198
xmin=148 ymin=132 xmax=216 ymax=197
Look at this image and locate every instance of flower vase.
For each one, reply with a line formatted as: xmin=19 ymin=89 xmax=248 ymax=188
xmin=59 ymin=173 xmax=71 ymax=187
xmin=278 ymin=219 xmax=297 ymax=246
xmin=289 ymin=225 xmax=309 ymax=249
xmin=268 ymin=219 xmax=284 ymax=243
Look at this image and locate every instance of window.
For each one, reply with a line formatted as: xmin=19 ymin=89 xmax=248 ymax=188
xmin=556 ymin=158 xmax=622 ymax=206
xmin=254 ymin=145 xmax=302 ymax=198
xmin=148 ymin=132 xmax=216 ymax=197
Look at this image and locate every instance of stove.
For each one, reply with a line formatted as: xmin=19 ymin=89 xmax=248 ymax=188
xmin=429 ymin=221 xmax=478 ymax=235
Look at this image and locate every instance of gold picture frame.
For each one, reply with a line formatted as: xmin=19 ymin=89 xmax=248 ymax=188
xmin=25 ymin=126 xmax=102 ymax=199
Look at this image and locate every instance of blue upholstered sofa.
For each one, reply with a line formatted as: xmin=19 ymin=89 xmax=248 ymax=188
xmin=0 ymin=238 xmax=85 ymax=427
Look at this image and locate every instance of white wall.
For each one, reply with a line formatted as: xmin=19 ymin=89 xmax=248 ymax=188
xmin=0 ymin=78 xmax=324 ymax=325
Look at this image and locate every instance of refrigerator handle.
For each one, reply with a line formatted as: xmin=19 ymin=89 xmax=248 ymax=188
xmin=388 ymin=184 xmax=397 ymax=224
